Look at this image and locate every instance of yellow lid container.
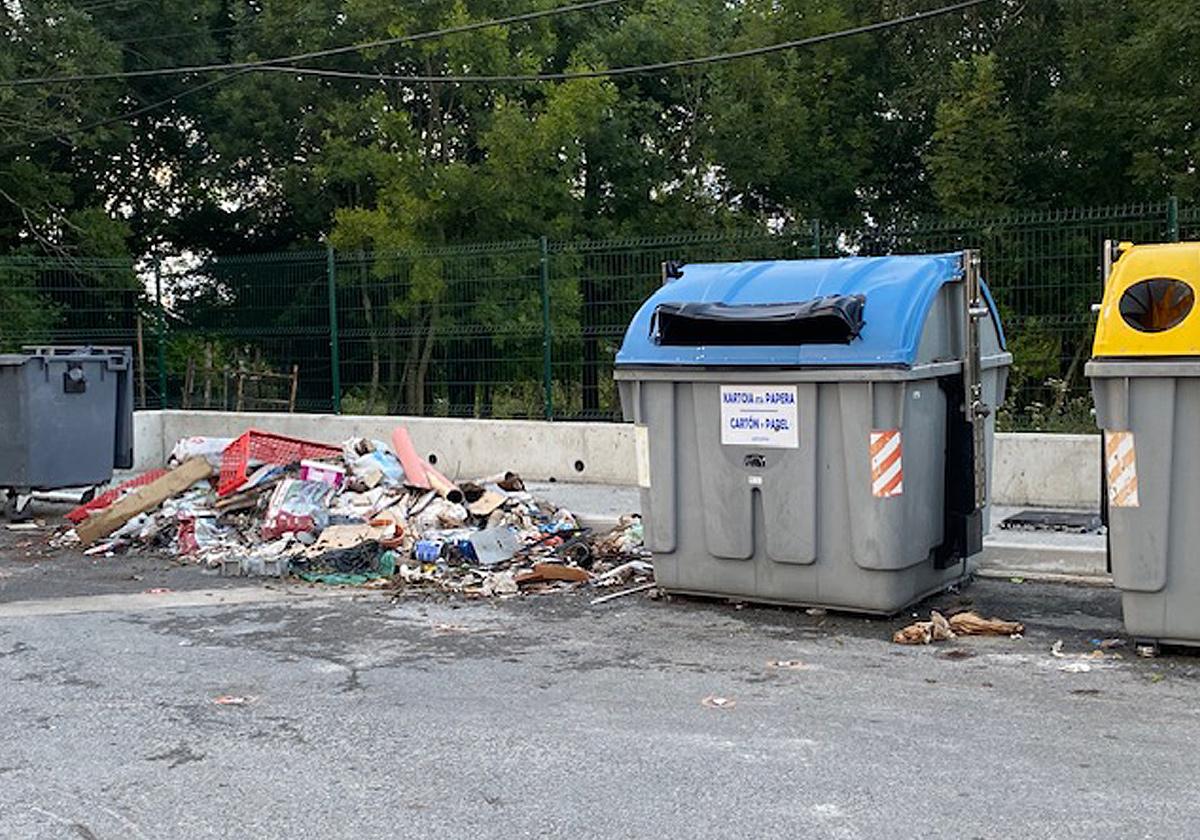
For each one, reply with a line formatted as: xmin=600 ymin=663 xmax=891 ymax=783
xmin=1093 ymin=242 xmax=1200 ymax=357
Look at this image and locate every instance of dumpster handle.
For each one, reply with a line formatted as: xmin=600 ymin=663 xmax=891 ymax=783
xmin=961 ymin=250 xmax=989 ymax=511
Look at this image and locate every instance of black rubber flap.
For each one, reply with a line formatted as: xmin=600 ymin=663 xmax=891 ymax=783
xmin=651 ymin=294 xmax=866 ymax=346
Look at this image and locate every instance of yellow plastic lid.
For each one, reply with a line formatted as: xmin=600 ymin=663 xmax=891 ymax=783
xmin=1092 ymin=242 xmax=1200 ymax=357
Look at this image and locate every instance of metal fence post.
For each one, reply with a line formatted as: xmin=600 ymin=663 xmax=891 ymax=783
xmin=154 ymin=263 xmax=167 ymax=409
xmin=326 ymin=244 xmax=342 ymax=414
xmin=811 ymin=218 xmax=822 ymax=257
xmin=540 ymin=236 xmax=553 ymax=420
xmin=1167 ymin=195 xmax=1180 ymax=242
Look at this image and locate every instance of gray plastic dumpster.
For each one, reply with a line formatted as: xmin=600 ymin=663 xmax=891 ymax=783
xmin=615 ymin=252 xmax=1010 ymax=614
xmin=0 ymin=346 xmax=133 ymax=514
xmin=1087 ymin=241 xmax=1200 ymax=646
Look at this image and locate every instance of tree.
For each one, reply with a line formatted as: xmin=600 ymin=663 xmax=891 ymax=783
xmin=926 ymin=54 xmax=1020 ymax=218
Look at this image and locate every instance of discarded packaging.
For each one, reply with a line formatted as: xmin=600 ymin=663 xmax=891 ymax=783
xmin=948 ymin=612 xmax=1024 ymax=637
xmin=517 ymin=562 xmax=592 ymax=585
xmin=262 ymin=479 xmax=333 ymax=539
xmin=299 ymin=459 xmax=346 ymax=488
xmin=893 ymin=610 xmax=1025 ymax=645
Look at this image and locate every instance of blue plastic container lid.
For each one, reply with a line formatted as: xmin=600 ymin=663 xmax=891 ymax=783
xmin=615 ymin=253 xmax=1004 ymax=368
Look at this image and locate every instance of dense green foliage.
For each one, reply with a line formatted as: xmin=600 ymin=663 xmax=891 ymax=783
xmin=1 ymin=0 xmax=1195 ymax=425
xmin=2 ymin=0 xmax=1196 ymax=257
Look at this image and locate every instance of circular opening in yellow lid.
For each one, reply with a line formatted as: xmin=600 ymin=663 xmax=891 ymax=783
xmin=1119 ymin=277 xmax=1194 ymax=333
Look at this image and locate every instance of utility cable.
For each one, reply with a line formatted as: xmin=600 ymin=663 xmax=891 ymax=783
xmin=0 ymin=0 xmax=626 ymax=87
xmin=0 ymin=71 xmax=243 ymax=151
xmin=253 ymin=0 xmax=992 ymax=85
xmin=0 ymin=0 xmax=989 ymax=147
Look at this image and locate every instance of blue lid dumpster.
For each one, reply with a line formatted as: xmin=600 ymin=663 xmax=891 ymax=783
xmin=615 ymin=253 xmax=1010 ymax=613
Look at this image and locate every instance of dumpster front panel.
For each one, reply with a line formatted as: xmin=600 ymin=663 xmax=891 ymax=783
xmin=1091 ymin=366 xmax=1200 ymax=642
xmin=624 ymin=369 xmax=994 ymax=613
xmin=26 ymin=355 xmax=122 ymax=488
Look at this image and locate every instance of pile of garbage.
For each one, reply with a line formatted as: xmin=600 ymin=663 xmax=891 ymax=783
xmin=57 ymin=427 xmax=651 ymax=598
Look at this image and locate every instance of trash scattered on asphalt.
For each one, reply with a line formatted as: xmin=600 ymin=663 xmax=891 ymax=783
xmin=1059 ymin=662 xmax=1093 ymax=673
xmin=1049 ymin=639 xmax=1123 ymax=670
xmin=766 ymin=659 xmax=813 ymax=671
xmin=893 ymin=610 xmax=1025 ymax=645
xmin=4 ymin=522 xmax=42 ymax=531
xmin=55 ymin=427 xmax=651 ymax=600
xmin=590 ymin=581 xmax=658 ymax=605
xmin=947 ymin=612 xmax=1025 ymax=637
xmin=701 ymin=695 xmax=736 ymax=709
xmin=212 ymin=694 xmax=254 ymax=705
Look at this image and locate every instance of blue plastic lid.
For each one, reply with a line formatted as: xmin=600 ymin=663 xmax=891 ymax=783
xmin=615 ymin=253 xmax=1004 ymax=367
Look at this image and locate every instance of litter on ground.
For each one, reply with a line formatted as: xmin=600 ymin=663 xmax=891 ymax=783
xmin=53 ymin=427 xmax=653 ymax=600
xmin=892 ymin=610 xmax=1025 ymax=645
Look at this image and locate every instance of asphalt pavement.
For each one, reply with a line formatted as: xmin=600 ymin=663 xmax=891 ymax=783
xmin=0 ymin=520 xmax=1198 ymax=838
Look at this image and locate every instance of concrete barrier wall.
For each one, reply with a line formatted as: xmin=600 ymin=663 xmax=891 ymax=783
xmin=133 ymin=411 xmax=1101 ymax=509
xmin=144 ymin=410 xmax=640 ymax=485
xmin=992 ymin=432 xmax=1100 ymax=508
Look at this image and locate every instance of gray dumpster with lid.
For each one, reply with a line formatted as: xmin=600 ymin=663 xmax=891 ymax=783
xmin=1087 ymin=240 xmax=1200 ymax=646
xmin=615 ymin=252 xmax=1010 ymax=613
xmin=0 ymin=346 xmax=133 ymax=515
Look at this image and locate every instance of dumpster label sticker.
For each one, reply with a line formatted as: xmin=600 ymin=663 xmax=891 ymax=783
xmin=1105 ymin=430 xmax=1140 ymax=508
xmin=719 ymin=386 xmax=799 ymax=448
xmin=870 ymin=430 xmax=903 ymax=498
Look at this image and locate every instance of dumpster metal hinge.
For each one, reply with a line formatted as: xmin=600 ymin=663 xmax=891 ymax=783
xmin=962 ymin=249 xmax=989 ymax=511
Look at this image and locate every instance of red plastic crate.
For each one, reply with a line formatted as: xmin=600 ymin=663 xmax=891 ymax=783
xmin=217 ymin=429 xmax=342 ymax=496
xmin=66 ymin=469 xmax=169 ymax=523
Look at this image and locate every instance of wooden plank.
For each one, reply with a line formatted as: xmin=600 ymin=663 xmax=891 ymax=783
xmin=75 ymin=458 xmax=214 ymax=546
xmin=288 ymin=364 xmax=299 ymax=413
xmin=516 ymin=563 xmax=592 ymax=585
xmin=467 ymin=489 xmax=507 ymax=517
xmin=390 ymin=427 xmax=430 ymax=489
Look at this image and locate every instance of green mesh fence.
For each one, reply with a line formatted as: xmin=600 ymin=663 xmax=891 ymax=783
xmin=1 ymin=200 xmax=1189 ymax=428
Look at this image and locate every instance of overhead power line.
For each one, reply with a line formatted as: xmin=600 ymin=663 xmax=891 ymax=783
xmin=1 ymin=72 xmax=243 ymax=152
xmin=112 ymin=23 xmax=241 ymax=47
xmin=0 ymin=0 xmax=626 ymax=87
xmin=255 ymin=0 xmax=993 ymax=85
xmin=1 ymin=0 xmax=990 ymax=149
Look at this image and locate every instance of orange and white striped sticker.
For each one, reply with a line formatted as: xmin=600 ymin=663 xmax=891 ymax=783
xmin=1105 ymin=430 xmax=1139 ymax=508
xmin=870 ymin=430 xmax=903 ymax=498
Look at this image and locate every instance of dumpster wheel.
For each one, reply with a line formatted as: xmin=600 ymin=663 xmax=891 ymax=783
xmin=2 ymin=489 xmax=32 ymax=522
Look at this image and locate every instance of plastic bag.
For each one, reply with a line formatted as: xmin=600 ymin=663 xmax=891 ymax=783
xmin=168 ymin=436 xmax=233 ymax=468
xmin=262 ymin=479 xmax=334 ymax=540
xmin=341 ymin=438 xmax=405 ymax=487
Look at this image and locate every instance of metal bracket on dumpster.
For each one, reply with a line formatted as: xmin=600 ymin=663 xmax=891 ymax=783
xmin=934 ymin=250 xmax=990 ymax=568
xmin=962 ymin=249 xmax=990 ymax=511
xmin=63 ymin=363 xmax=87 ymax=394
